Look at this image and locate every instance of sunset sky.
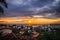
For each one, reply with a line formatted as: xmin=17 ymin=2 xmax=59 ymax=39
xmin=0 ymin=0 xmax=60 ymax=24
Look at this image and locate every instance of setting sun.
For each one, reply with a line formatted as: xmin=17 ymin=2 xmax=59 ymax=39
xmin=28 ymin=20 xmax=32 ymax=24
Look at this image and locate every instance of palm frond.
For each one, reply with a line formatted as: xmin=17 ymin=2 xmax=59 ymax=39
xmin=0 ymin=6 xmax=4 ymax=13
xmin=0 ymin=0 xmax=8 ymax=14
xmin=0 ymin=0 xmax=8 ymax=8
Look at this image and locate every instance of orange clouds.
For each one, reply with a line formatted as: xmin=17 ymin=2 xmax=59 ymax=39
xmin=0 ymin=16 xmax=60 ymax=24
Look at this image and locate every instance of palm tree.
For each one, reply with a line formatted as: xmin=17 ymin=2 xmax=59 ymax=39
xmin=0 ymin=0 xmax=8 ymax=14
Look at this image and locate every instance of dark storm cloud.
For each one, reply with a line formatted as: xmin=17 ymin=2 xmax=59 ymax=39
xmin=0 ymin=0 xmax=60 ymax=18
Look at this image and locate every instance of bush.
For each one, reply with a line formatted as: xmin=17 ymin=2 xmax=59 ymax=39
xmin=12 ymin=28 xmax=20 ymax=34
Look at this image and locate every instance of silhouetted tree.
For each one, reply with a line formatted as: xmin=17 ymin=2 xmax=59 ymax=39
xmin=0 ymin=0 xmax=8 ymax=14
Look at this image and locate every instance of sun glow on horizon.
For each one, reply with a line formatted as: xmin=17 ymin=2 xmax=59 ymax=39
xmin=0 ymin=15 xmax=60 ymax=24
xmin=28 ymin=20 xmax=32 ymax=23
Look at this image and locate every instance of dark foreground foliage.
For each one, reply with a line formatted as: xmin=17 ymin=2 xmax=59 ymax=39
xmin=0 ymin=28 xmax=60 ymax=40
xmin=0 ymin=0 xmax=8 ymax=14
